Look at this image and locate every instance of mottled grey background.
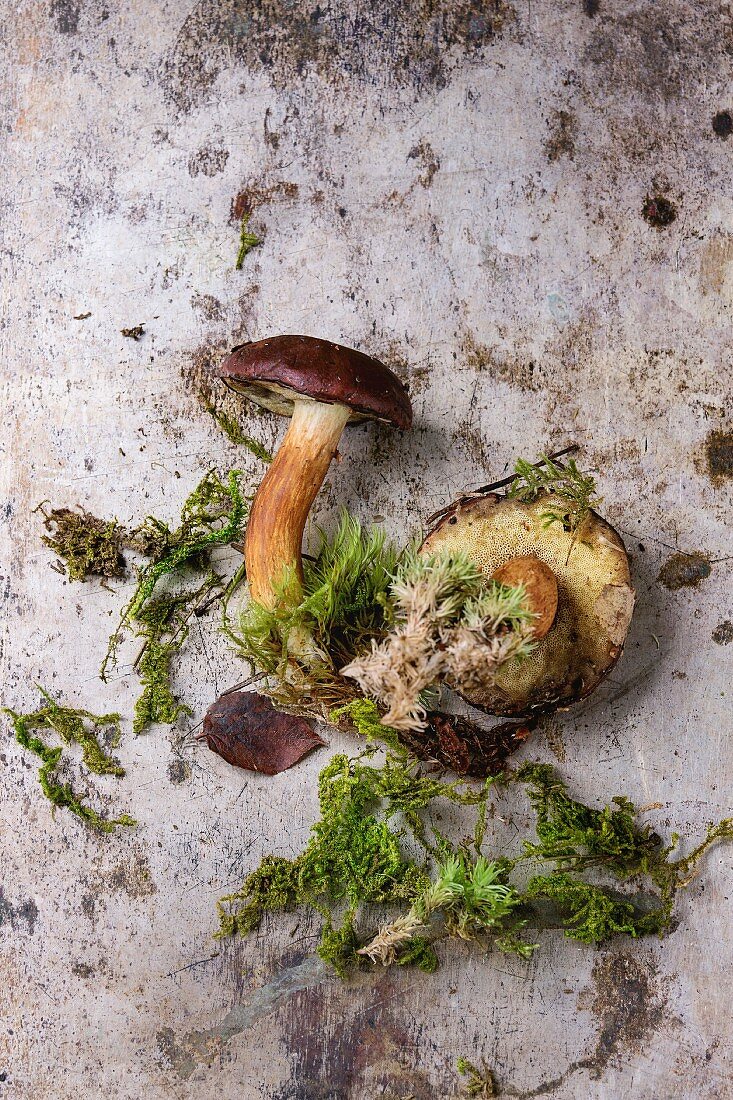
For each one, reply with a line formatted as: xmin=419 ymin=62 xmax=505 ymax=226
xmin=1 ymin=1 xmax=732 ymax=1097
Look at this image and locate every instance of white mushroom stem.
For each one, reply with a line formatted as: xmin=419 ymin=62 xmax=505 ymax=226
xmin=245 ymin=399 xmax=351 ymax=609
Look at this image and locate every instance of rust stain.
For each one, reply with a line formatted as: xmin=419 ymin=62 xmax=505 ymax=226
xmin=699 ymin=235 xmax=733 ymax=295
xmin=231 ymin=181 xmax=300 ymax=221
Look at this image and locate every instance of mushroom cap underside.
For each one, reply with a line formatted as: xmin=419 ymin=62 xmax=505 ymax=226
xmin=420 ymin=492 xmax=635 ymax=718
xmin=217 ymin=334 xmax=412 ymax=429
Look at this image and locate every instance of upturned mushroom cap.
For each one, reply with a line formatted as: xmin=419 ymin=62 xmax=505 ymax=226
xmin=216 ymin=335 xmax=412 ymax=429
xmin=421 ymin=491 xmax=635 ymax=718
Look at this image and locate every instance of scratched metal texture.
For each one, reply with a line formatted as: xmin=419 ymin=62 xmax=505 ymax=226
xmin=1 ymin=1 xmax=732 ymax=1097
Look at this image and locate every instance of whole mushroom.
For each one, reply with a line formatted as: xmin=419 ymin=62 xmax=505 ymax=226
xmin=421 ymin=489 xmax=634 ymax=718
xmin=216 ymin=335 xmax=412 ymax=611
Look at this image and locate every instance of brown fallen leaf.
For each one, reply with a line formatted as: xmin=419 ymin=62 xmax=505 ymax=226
xmin=198 ymin=691 xmax=326 ymax=775
xmin=399 ymin=712 xmax=535 ymax=778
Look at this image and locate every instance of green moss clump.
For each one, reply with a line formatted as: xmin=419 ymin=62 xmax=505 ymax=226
xmin=218 ymin=754 xmax=733 ymax=978
xmin=317 ymin=915 xmax=363 ymax=979
xmin=232 ymin=514 xmax=400 ymax=688
xmin=516 ymin=761 xmax=662 ymax=877
xmin=4 ymin=688 xmax=135 ymax=833
xmin=235 ymin=213 xmax=261 ymax=269
xmin=202 ymin=400 xmax=273 ymax=461
xmin=524 ymin=873 xmax=651 ymax=944
xmin=507 ymin=453 xmax=601 ymax=535
xmin=456 ymin=1057 xmax=496 ymax=1097
xmin=514 ymin=764 xmax=733 ymax=941
xmin=395 ymin=935 xmax=439 ymax=972
xmin=101 ymin=469 xmax=248 ymax=733
xmin=216 ymin=747 xmax=503 ymax=974
xmin=37 ymin=505 xmax=126 ymax=581
xmin=330 ymin=698 xmax=405 ymax=754
xmin=119 ymin=469 xmax=247 ymax=631
xmin=40 ymin=470 xmax=249 ymax=737
xmin=132 ymin=593 xmax=197 ymax=734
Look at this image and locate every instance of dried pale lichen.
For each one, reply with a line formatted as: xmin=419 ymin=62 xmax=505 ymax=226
xmin=342 ymin=549 xmax=535 ymax=732
xmin=37 ymin=505 xmax=127 ymax=581
xmin=217 ymin=752 xmax=733 ymax=978
xmin=3 ymin=688 xmax=135 ymax=833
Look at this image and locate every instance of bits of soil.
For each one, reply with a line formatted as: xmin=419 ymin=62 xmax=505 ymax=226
xmin=642 ymin=194 xmax=678 ymax=229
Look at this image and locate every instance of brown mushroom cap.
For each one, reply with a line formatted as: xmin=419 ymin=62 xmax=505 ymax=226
xmin=216 ymin=335 xmax=412 ymax=429
xmin=421 ymin=491 xmax=635 ymax=718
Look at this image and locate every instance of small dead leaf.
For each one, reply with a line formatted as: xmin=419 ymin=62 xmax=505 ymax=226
xmin=198 ymin=691 xmax=326 ymax=775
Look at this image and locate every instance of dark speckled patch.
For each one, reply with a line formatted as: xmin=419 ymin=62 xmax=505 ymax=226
xmin=50 ymin=0 xmax=80 ymax=34
xmin=712 ymin=110 xmax=733 ymax=139
xmin=167 ymin=757 xmax=191 ymax=784
xmin=583 ymin=6 xmax=725 ymax=103
xmin=545 ymin=109 xmax=577 ymax=162
xmin=0 ymin=887 xmax=39 ymax=934
xmin=188 ymin=144 xmax=230 ymax=177
xmin=658 ymin=552 xmax=712 ymax=591
xmin=705 ymin=428 xmax=733 ymax=483
xmin=585 ymin=952 xmax=671 ymax=1076
xmin=162 ymin=0 xmax=515 ymax=112
xmin=712 ymin=621 xmax=733 ymax=645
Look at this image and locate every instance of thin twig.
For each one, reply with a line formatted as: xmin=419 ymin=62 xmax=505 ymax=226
xmin=220 ymin=673 xmax=266 ymax=696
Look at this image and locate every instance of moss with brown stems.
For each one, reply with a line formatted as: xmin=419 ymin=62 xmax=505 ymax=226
xmin=37 ymin=505 xmax=127 ymax=581
xmin=101 ymin=469 xmax=248 ymax=732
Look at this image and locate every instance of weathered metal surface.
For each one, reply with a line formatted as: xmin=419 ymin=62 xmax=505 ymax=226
xmin=1 ymin=1 xmax=732 ymax=1097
